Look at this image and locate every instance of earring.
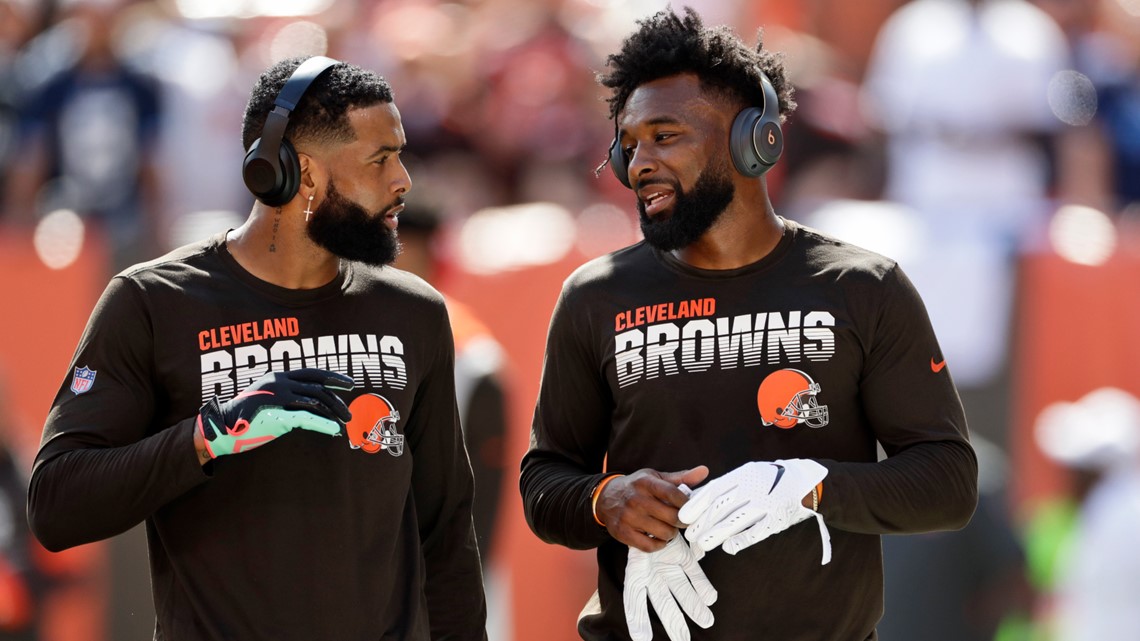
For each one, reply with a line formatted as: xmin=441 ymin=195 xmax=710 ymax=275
xmin=304 ymin=194 xmax=315 ymax=222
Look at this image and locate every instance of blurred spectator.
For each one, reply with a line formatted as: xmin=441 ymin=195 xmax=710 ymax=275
xmin=0 ymin=374 xmax=43 ymax=641
xmin=861 ymin=0 xmax=1070 ymax=448
xmin=394 ymin=199 xmax=511 ymax=640
xmin=1034 ymin=387 xmax=1140 ymax=641
xmin=453 ymin=8 xmax=607 ymax=204
xmin=6 ymin=0 xmax=163 ymax=271
xmin=0 ymin=0 xmax=36 ymax=216
xmin=864 ymin=0 xmax=1068 ymax=228
xmin=144 ymin=11 xmax=250 ymax=244
xmin=1093 ymin=50 xmax=1140 ymax=217
xmin=777 ymin=29 xmax=886 ymax=218
xmin=1034 ymin=0 xmax=1140 ymax=217
xmin=393 ymin=200 xmax=508 ymax=560
xmin=878 ymin=435 xmax=1034 ymax=641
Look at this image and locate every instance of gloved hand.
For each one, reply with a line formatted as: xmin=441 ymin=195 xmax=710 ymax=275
xmin=678 ymin=459 xmax=831 ymax=563
xmin=197 ymin=368 xmax=354 ymax=458
xmin=624 ymin=534 xmax=717 ymax=641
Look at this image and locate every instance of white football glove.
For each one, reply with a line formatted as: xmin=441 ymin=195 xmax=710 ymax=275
xmin=678 ymin=459 xmax=831 ymax=564
xmin=624 ymin=534 xmax=717 ymax=641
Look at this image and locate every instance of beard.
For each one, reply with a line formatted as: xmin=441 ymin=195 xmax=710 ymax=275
xmin=637 ymin=158 xmax=735 ymax=252
xmin=306 ymin=179 xmax=401 ymax=266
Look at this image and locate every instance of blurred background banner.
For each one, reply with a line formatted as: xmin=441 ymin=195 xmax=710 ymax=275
xmin=1 ymin=0 xmax=1138 ymax=640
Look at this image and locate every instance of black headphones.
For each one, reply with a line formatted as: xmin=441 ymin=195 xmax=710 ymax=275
xmin=242 ymin=56 xmax=340 ymax=206
xmin=608 ymin=71 xmax=784 ymax=189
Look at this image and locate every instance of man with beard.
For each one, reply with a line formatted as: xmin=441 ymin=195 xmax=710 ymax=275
xmin=27 ymin=57 xmax=486 ymax=641
xmin=520 ymin=9 xmax=977 ymax=641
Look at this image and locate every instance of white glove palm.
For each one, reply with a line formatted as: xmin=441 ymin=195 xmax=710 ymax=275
xmin=624 ymin=534 xmax=717 ymax=641
xmin=678 ymin=459 xmax=831 ymax=563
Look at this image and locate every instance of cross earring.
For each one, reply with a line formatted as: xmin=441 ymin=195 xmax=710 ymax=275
xmin=304 ymin=194 xmax=315 ymax=222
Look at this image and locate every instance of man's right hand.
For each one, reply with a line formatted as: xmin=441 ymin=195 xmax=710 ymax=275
xmin=596 ymin=466 xmax=708 ymax=552
xmin=196 ymin=368 xmax=354 ymax=461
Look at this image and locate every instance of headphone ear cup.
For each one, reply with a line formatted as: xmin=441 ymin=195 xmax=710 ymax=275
xmin=242 ymin=137 xmax=301 ymax=207
xmin=242 ymin=137 xmax=280 ymax=202
xmin=730 ymin=107 xmax=783 ymax=177
xmin=609 ymin=137 xmax=631 ymax=189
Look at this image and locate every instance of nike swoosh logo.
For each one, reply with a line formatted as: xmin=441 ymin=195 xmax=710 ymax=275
xmin=768 ymin=464 xmax=785 ymax=494
xmin=931 ymin=358 xmax=947 ymax=373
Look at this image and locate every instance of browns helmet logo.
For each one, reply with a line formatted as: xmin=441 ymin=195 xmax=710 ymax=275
xmin=346 ymin=394 xmax=405 ymax=456
xmin=756 ymin=368 xmax=829 ymax=429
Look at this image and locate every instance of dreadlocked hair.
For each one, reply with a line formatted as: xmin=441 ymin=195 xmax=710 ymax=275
xmin=241 ymin=57 xmax=394 ymax=152
xmin=598 ymin=6 xmax=796 ymax=122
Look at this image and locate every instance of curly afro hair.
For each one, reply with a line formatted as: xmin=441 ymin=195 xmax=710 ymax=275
xmin=241 ymin=57 xmax=394 ymax=152
xmin=598 ymin=7 xmax=795 ymax=123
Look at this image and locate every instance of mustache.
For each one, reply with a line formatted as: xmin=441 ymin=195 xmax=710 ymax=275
xmin=634 ymin=178 xmax=677 ymax=192
xmin=382 ymin=197 xmax=406 ymax=216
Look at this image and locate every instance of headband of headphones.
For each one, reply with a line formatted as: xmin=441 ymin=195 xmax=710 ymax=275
xmin=608 ymin=70 xmax=784 ymax=189
xmin=242 ymin=56 xmax=340 ymax=206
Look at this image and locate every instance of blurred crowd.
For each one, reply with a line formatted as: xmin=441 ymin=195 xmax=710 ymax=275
xmin=1 ymin=0 xmax=1137 ymax=268
xmin=1 ymin=0 xmax=1139 ymax=640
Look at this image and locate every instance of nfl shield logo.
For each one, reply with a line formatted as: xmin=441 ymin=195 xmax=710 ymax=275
xmin=70 ymin=366 xmax=96 ymax=395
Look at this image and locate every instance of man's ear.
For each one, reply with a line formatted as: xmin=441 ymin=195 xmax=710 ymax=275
xmin=298 ymin=153 xmax=323 ymax=193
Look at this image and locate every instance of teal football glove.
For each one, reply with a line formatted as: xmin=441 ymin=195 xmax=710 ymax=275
xmin=197 ymin=368 xmax=354 ymax=458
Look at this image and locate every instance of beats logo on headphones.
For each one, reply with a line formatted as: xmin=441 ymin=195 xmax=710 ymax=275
xmin=608 ymin=71 xmax=784 ymax=188
xmin=242 ymin=56 xmax=340 ymax=207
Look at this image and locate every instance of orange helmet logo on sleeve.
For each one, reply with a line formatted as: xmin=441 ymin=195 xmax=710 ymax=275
xmin=346 ymin=394 xmax=405 ymax=456
xmin=757 ymin=368 xmax=829 ymax=429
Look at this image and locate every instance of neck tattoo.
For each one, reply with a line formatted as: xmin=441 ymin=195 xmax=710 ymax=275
xmin=269 ymin=207 xmax=282 ymax=252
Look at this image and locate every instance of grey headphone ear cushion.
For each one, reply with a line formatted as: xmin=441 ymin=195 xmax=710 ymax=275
xmin=730 ymin=107 xmax=765 ymax=177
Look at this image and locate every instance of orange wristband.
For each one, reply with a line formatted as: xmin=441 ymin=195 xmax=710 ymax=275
xmin=591 ymin=474 xmax=623 ymax=527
